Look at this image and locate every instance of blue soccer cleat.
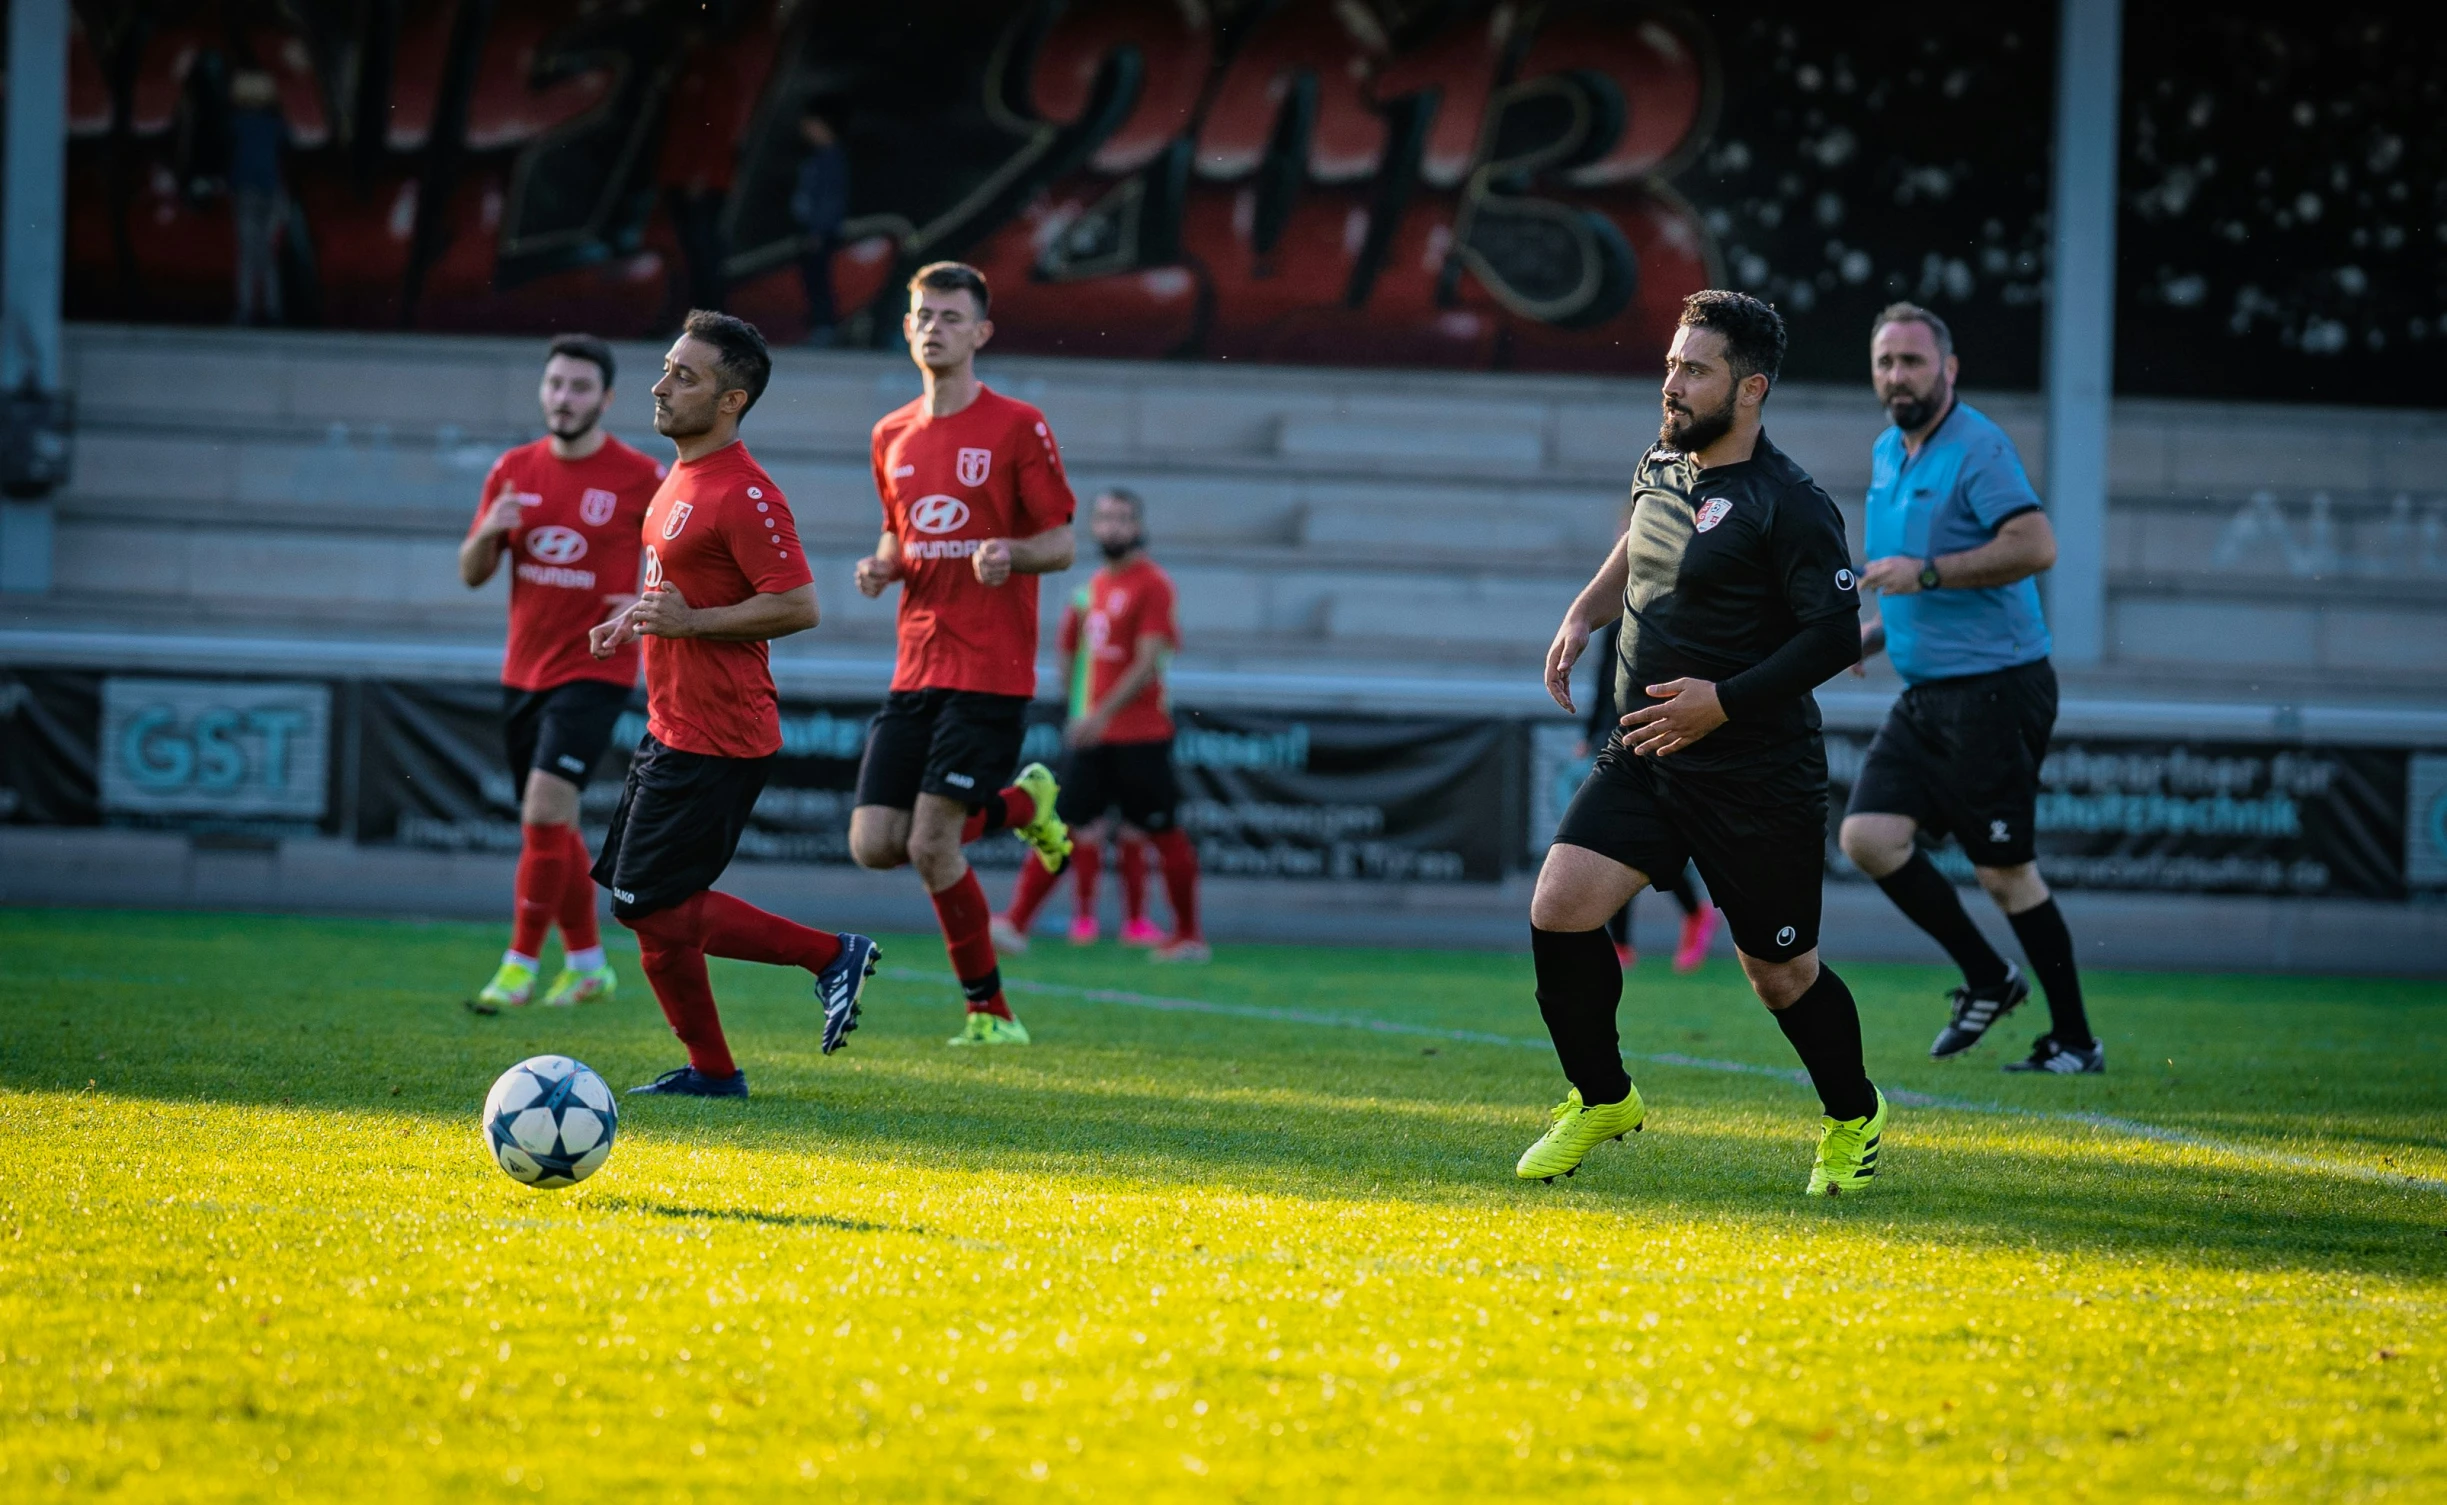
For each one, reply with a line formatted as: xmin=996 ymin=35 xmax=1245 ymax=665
xmin=628 ymin=1065 xmax=749 ymax=1098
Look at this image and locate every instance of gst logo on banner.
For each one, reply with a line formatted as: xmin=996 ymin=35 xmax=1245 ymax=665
xmin=99 ymin=678 xmax=331 ymax=820
xmin=956 ymin=448 xmax=992 ymax=487
xmin=909 ymin=495 xmax=971 ymax=534
xmin=580 ymin=488 xmax=619 ymax=525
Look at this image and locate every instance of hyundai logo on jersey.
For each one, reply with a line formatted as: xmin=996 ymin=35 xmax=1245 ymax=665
xmin=910 ymin=495 xmax=971 ymax=534
xmin=525 ymin=526 xmax=588 ymax=564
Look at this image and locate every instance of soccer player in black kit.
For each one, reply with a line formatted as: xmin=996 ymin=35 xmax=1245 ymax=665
xmin=1521 ymin=291 xmax=1886 ymax=1196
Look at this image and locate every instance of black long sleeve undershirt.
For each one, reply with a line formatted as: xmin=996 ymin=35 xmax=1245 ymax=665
xmin=1713 ymin=613 xmax=1861 ymax=725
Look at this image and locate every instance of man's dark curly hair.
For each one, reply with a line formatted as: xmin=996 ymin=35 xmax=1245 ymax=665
xmin=1677 ymin=290 xmax=1788 ymax=395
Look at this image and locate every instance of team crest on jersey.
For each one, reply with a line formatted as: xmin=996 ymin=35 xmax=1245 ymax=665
xmin=580 ymin=487 xmax=619 ymax=526
xmin=661 ymin=501 xmax=694 ymax=539
xmin=956 ymin=447 xmax=992 ymax=486
xmin=1694 ymin=498 xmax=1733 ymax=532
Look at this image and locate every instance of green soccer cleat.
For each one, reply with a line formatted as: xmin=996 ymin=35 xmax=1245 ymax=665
xmin=1011 ymin=762 xmax=1073 ymax=873
xmin=947 ymin=1010 xmax=1033 ymax=1047
xmin=470 ymin=958 xmax=537 ymax=1012
xmin=1515 ymin=1085 xmax=1646 ymax=1183
xmin=541 ymin=962 xmax=616 ymax=1008
xmin=1806 ymin=1089 xmax=1890 ymax=1198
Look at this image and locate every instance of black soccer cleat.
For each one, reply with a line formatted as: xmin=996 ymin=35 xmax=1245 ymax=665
xmin=2004 ymin=1033 xmax=2106 ymax=1074
xmin=628 ymin=1065 xmax=749 ymax=1097
xmin=1929 ymin=962 xmax=2028 ymax=1059
xmin=816 ymin=934 xmax=880 ymax=1055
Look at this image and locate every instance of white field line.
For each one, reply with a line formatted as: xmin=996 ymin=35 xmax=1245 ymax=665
xmin=882 ymin=966 xmax=2447 ymax=1195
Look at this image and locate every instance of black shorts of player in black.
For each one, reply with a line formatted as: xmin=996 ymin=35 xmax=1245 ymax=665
xmin=1056 ymin=738 xmax=1179 ymax=832
xmin=503 ymin=680 xmax=633 ymax=791
xmin=1848 ymin=657 xmax=2055 ymax=868
xmin=592 ymin=735 xmax=769 ymax=920
xmin=1557 ymin=737 xmax=1824 ymax=962
xmin=854 ymin=689 xmax=1028 ymax=810
xmin=1530 ymin=408 xmax=1879 ymax=1182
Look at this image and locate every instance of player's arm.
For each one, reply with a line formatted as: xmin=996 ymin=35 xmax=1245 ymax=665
xmin=971 ymin=524 xmax=1075 ymax=588
xmin=854 ymin=531 xmax=903 ymax=597
xmin=1071 ymin=631 xmax=1169 ymax=747
xmin=624 ymin=581 xmax=819 ymax=643
xmin=459 ymin=484 xmax=522 ymax=587
xmin=1543 ymin=531 xmax=1631 ymax=714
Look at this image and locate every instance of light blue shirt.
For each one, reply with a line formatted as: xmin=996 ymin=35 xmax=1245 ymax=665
xmin=1863 ymin=400 xmax=2052 ymax=684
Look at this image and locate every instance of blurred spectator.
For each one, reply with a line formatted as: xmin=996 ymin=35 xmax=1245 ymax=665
xmin=228 ymin=68 xmax=287 ymax=327
xmin=790 ymin=106 xmax=850 ymax=347
xmin=659 ymin=33 xmax=750 ymax=316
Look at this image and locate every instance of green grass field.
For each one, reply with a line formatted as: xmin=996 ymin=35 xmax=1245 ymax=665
xmin=3 ymin=908 xmax=2442 ymax=1502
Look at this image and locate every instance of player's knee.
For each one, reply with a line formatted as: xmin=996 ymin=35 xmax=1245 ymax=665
xmin=1975 ymin=862 xmax=2046 ymax=910
xmin=1746 ymin=963 xmax=1815 ymax=1011
xmin=1837 ymin=817 xmax=1909 ymax=876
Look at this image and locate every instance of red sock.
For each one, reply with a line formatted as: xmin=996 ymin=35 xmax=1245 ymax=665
xmin=1118 ymin=836 xmax=1150 ymax=927
xmin=684 ymin=889 xmax=844 ymax=971
xmin=929 ymin=868 xmax=1012 ymax=1018
xmin=511 ymin=824 xmax=568 ymax=959
xmin=958 ymin=785 xmax=1038 ymax=844
xmin=1006 ymin=858 xmax=1062 ymax=931
xmin=626 ymin=908 xmax=736 ymax=1077
xmin=1152 ymin=828 xmax=1201 ymax=940
xmin=556 ymin=825 xmax=601 ymax=952
xmin=1069 ymin=837 xmax=1103 ymax=918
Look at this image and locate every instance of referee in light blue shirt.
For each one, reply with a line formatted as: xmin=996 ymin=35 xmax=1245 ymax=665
xmin=1840 ymin=303 xmax=2101 ymax=1074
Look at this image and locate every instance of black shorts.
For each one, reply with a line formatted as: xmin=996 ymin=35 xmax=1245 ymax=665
xmin=853 ymin=689 xmax=1029 ymax=810
xmin=1554 ymin=740 xmax=1828 ymax=962
xmin=503 ymin=679 xmax=633 ymax=791
xmin=591 ymin=734 xmax=770 ymax=919
xmin=1847 ymin=657 xmax=2056 ymax=867
xmin=1058 ymin=738 xmax=1180 ymax=832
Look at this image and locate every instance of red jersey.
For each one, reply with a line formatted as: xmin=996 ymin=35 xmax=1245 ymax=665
xmin=472 ymin=436 xmax=663 ymax=692
xmin=637 ymin=443 xmax=813 ymax=759
xmin=1060 ymin=556 xmax=1180 ymax=743
xmin=870 ymin=387 xmax=1077 ymax=697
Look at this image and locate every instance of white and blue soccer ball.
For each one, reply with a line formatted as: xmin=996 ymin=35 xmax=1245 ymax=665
xmin=482 ymin=1055 xmax=617 ymax=1188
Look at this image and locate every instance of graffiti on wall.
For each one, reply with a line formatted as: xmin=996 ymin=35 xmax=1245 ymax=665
xmin=65 ymin=0 xmax=1721 ymax=372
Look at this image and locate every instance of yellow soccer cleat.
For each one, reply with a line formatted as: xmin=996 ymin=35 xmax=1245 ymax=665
xmin=470 ymin=957 xmax=537 ymax=1013
xmin=1806 ymin=1089 xmax=1889 ymax=1197
xmin=1515 ymin=1084 xmax=1646 ymax=1182
xmin=947 ymin=1010 xmax=1033 ymax=1047
xmin=541 ymin=962 xmax=616 ymax=1008
xmin=1011 ymin=762 xmax=1073 ymax=873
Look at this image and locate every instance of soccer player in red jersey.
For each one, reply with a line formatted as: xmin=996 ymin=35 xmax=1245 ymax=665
xmin=459 ymin=334 xmax=663 ymax=1012
xmin=993 ymin=487 xmax=1206 ymax=962
xmin=587 ymin=311 xmax=879 ymax=1096
xmin=850 ymin=262 xmax=1077 ymax=1047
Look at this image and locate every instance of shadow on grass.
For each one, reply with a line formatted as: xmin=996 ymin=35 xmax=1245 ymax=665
xmin=590 ymin=1197 xmax=903 ymax=1234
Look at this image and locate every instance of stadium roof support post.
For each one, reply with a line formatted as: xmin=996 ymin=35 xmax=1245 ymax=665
xmin=2042 ymin=0 xmax=2121 ymax=667
xmin=0 ymin=0 xmax=68 ymax=594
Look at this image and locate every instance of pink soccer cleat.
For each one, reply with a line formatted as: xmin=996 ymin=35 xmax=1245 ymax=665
xmin=1119 ymin=916 xmax=1164 ymax=948
xmin=1673 ymin=903 xmax=1721 ymax=973
xmin=1067 ymin=913 xmax=1102 ymax=946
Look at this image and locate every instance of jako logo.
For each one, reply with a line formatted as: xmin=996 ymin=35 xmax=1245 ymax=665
xmin=910 ymin=495 xmax=971 ymax=534
xmin=527 ymin=526 xmax=588 ymax=564
xmin=580 ymin=488 xmax=619 ymax=525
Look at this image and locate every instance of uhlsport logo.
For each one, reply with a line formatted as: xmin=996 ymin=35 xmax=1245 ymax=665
xmin=1836 ymin=567 xmax=1857 ymax=591
xmin=956 ymin=447 xmax=992 ymax=486
xmin=526 ymin=525 xmax=588 ymax=564
xmin=910 ymin=494 xmax=971 ymax=534
xmin=1694 ymin=498 xmax=1733 ymax=532
xmin=579 ymin=487 xmax=619 ymax=526
xmin=661 ymin=501 xmax=694 ymax=539
xmin=1776 ymin=925 xmax=1797 ymax=947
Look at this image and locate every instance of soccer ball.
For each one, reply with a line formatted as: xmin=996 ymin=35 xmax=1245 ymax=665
xmin=482 ymin=1055 xmax=617 ymax=1188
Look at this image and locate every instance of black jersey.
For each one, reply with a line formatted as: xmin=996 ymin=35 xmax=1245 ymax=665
xmin=1613 ymin=431 xmax=1861 ymax=773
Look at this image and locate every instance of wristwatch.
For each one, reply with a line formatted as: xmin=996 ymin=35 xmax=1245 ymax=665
xmin=1917 ymin=558 xmax=1942 ymax=591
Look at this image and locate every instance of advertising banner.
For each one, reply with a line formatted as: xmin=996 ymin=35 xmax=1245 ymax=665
xmin=0 ymin=669 xmax=101 ymax=826
xmin=96 ymin=677 xmax=331 ymax=825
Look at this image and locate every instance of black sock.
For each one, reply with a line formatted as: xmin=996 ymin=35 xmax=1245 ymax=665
xmin=1606 ymin=902 xmax=1631 ymax=946
xmin=1875 ymin=850 xmax=2009 ymax=989
xmin=1664 ymin=867 xmax=1701 ymax=914
xmin=1530 ymin=926 xmax=1631 ymax=1106
xmin=2007 ymin=898 xmax=2093 ymax=1049
xmin=1773 ymin=965 xmax=1879 ymax=1121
